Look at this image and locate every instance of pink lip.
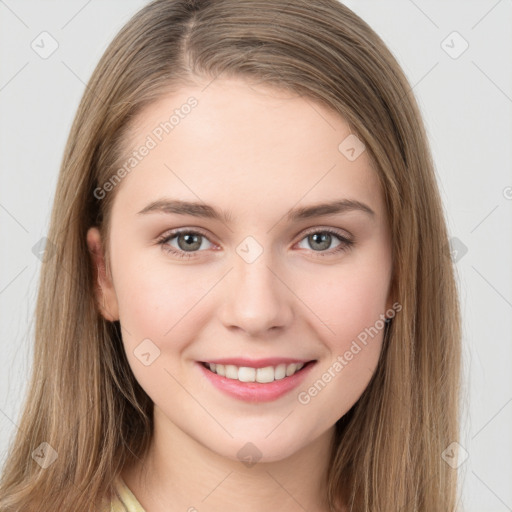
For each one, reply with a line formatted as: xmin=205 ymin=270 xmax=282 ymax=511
xmin=201 ymin=357 xmax=313 ymax=369
xmin=196 ymin=360 xmax=316 ymax=403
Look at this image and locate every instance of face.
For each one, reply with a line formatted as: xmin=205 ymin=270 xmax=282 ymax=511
xmin=87 ymin=78 xmax=394 ymax=464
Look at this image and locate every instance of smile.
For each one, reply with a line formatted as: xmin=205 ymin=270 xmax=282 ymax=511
xmin=196 ymin=360 xmax=317 ymax=403
xmin=201 ymin=361 xmax=306 ymax=383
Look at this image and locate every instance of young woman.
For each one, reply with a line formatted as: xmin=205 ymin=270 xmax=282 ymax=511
xmin=0 ymin=1 xmax=463 ymax=511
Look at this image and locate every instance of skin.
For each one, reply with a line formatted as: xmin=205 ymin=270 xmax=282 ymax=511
xmin=87 ymin=77 xmax=394 ymax=512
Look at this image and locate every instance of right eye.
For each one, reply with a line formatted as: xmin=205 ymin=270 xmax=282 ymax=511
xmin=157 ymin=229 xmax=215 ymax=259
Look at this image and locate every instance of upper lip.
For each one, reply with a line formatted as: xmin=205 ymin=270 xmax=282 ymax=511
xmin=200 ymin=357 xmax=315 ymax=369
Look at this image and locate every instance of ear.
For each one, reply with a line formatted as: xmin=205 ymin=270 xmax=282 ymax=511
xmin=86 ymin=226 xmax=119 ymax=322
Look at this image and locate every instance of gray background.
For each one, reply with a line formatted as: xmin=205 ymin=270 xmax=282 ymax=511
xmin=1 ymin=1 xmax=511 ymax=510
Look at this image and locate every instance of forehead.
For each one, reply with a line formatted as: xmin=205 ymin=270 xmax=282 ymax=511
xmin=112 ymin=78 xmax=384 ymax=220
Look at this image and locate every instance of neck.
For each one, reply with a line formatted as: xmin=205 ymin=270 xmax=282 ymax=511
xmin=122 ymin=408 xmax=339 ymax=512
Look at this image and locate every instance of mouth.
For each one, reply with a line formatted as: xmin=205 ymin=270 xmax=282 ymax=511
xmin=199 ymin=359 xmax=316 ymax=384
xmin=197 ymin=359 xmax=317 ymax=402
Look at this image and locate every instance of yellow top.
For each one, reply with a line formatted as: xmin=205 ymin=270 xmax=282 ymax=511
xmin=108 ymin=474 xmax=146 ymax=512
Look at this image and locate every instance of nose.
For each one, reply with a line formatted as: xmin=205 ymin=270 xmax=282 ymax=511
xmin=218 ymin=248 xmax=294 ymax=337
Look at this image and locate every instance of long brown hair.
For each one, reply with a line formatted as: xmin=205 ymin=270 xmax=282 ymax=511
xmin=0 ymin=1 xmax=463 ymax=510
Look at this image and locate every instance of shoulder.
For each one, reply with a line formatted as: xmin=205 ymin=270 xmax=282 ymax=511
xmin=102 ymin=473 xmax=146 ymax=512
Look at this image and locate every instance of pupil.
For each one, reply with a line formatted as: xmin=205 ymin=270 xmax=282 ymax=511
xmin=179 ymin=233 xmax=201 ymax=251
xmin=311 ymin=233 xmax=330 ymax=251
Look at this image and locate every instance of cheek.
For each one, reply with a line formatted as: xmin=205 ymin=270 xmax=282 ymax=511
xmin=295 ymin=271 xmax=388 ymax=423
xmin=112 ymin=257 xmax=209 ymax=348
xmin=112 ymin=264 xmax=211 ymax=394
xmin=305 ymin=261 xmax=390 ymax=345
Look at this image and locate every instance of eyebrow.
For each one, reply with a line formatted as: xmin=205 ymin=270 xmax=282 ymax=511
xmin=137 ymin=198 xmax=375 ymax=223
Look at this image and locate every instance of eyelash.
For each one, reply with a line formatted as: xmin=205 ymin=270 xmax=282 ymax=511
xmin=156 ymin=227 xmax=354 ymax=260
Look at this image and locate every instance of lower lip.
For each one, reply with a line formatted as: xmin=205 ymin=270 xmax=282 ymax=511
xmin=196 ymin=361 xmax=316 ymax=403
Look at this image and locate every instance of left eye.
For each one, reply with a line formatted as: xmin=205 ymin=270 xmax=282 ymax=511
xmin=297 ymin=229 xmax=349 ymax=252
xmin=157 ymin=228 xmax=354 ymax=259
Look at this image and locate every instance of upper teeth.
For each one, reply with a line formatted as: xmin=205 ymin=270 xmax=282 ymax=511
xmin=208 ymin=362 xmax=305 ymax=383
